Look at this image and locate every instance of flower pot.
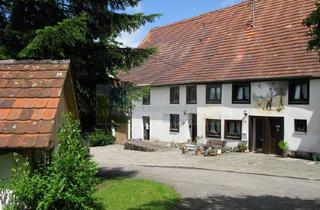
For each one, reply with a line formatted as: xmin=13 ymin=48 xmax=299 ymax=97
xmin=282 ymin=151 xmax=288 ymax=158
xmin=217 ymin=149 xmax=222 ymax=155
xmin=195 ymin=150 xmax=202 ymax=156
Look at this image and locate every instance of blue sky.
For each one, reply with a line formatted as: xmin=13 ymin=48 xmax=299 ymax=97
xmin=117 ymin=0 xmax=243 ymax=47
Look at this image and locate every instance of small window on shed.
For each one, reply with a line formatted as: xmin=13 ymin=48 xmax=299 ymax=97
xmin=295 ymin=119 xmax=307 ymax=133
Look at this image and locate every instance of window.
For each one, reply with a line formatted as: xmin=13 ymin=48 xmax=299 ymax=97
xmin=142 ymin=91 xmax=150 ymax=105
xmin=225 ymin=120 xmax=242 ymax=140
xmin=289 ymin=80 xmax=309 ymax=104
xmin=170 ymin=114 xmax=180 ymax=132
xmin=206 ymin=119 xmax=221 ymax=138
xmin=232 ymin=83 xmax=251 ymax=104
xmin=170 ymin=86 xmax=180 ymax=104
xmin=186 ymin=85 xmax=197 ymax=104
xmin=295 ymin=119 xmax=307 ymax=133
xmin=206 ymin=84 xmax=222 ymax=104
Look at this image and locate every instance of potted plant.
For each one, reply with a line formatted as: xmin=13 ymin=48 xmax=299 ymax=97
xmin=278 ymin=140 xmax=289 ymax=157
xmin=195 ymin=147 xmax=202 ymax=156
xmin=237 ymin=142 xmax=248 ymax=152
xmin=195 ymin=136 xmax=204 ymax=156
xmin=181 ymin=144 xmax=187 ymax=154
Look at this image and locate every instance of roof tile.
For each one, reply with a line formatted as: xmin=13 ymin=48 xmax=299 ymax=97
xmin=0 ymin=109 xmax=10 ymax=120
xmin=43 ymin=109 xmax=57 ymax=120
xmin=35 ymin=99 xmax=48 ymax=108
xmin=0 ymin=99 xmax=15 ymax=108
xmin=13 ymin=99 xmax=26 ymax=108
xmin=20 ymin=109 xmax=34 ymax=120
xmin=119 ymin=0 xmax=320 ymax=85
xmin=47 ymin=98 xmax=60 ymax=108
xmin=31 ymin=109 xmax=45 ymax=120
xmin=7 ymin=109 xmax=23 ymax=120
xmin=0 ymin=60 xmax=70 ymax=148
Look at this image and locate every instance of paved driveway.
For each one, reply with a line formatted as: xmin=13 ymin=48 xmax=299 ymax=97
xmin=91 ymin=144 xmax=320 ymax=180
xmin=91 ymin=145 xmax=320 ymax=210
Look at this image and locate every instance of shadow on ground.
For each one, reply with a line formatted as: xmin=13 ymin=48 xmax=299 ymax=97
xmin=96 ymin=167 xmax=320 ymax=210
xmin=179 ymin=195 xmax=320 ymax=210
xmin=126 ymin=195 xmax=320 ymax=210
xmin=97 ymin=167 xmax=138 ymax=180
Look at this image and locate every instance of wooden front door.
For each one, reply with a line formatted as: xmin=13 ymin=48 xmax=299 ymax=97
xmin=250 ymin=117 xmax=284 ymax=154
xmin=143 ymin=116 xmax=150 ymax=140
xmin=270 ymin=118 xmax=284 ymax=155
xmin=191 ymin=114 xmax=197 ymax=142
xmin=115 ymin=124 xmax=128 ymax=144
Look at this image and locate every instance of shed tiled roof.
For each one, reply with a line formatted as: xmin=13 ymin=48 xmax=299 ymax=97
xmin=0 ymin=60 xmax=70 ymax=149
xmin=119 ymin=0 xmax=320 ymax=86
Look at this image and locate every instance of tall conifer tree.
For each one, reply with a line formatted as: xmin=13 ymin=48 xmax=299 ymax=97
xmin=0 ymin=0 xmax=159 ymax=130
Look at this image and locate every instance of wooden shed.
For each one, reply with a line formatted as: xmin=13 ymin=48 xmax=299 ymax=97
xmin=0 ymin=60 xmax=78 ymax=179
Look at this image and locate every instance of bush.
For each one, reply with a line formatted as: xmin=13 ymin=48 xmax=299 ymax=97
xmin=237 ymin=142 xmax=248 ymax=152
xmin=86 ymin=129 xmax=115 ymax=147
xmin=4 ymin=114 xmax=100 ymax=210
xmin=278 ymin=140 xmax=289 ymax=153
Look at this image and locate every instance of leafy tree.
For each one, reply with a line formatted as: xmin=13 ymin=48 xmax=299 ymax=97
xmin=3 ymin=114 xmax=101 ymax=210
xmin=0 ymin=0 xmax=159 ymax=131
xmin=304 ymin=3 xmax=320 ymax=60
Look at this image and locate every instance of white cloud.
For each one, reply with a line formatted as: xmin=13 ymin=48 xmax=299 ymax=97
xmin=116 ymin=2 xmax=146 ymax=48
xmin=116 ymin=29 xmax=146 ymax=48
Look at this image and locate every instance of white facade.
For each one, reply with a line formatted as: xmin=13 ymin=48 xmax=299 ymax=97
xmin=130 ymin=79 xmax=320 ymax=153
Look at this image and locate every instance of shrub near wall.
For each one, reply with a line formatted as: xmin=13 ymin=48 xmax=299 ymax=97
xmin=86 ymin=129 xmax=115 ymax=147
xmin=4 ymin=114 xmax=100 ymax=210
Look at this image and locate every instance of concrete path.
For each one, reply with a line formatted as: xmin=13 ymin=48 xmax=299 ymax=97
xmin=91 ymin=144 xmax=320 ymax=180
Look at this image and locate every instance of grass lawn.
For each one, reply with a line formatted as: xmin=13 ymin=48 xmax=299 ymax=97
xmin=95 ymin=179 xmax=180 ymax=210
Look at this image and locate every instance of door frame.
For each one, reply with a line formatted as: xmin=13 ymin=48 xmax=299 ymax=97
xmin=191 ymin=114 xmax=197 ymax=142
xmin=249 ymin=116 xmax=284 ymax=154
xmin=142 ymin=116 xmax=150 ymax=140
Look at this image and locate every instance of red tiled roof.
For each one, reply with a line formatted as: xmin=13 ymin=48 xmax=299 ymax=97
xmin=0 ymin=60 xmax=70 ymax=149
xmin=119 ymin=0 xmax=320 ymax=86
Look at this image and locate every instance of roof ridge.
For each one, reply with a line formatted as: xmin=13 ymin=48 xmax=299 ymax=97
xmin=0 ymin=59 xmax=70 ymax=64
xmin=150 ymin=0 xmax=248 ymax=32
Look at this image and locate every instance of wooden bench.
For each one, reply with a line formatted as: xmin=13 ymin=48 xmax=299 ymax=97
xmin=206 ymin=140 xmax=226 ymax=148
xmin=204 ymin=140 xmax=227 ymax=156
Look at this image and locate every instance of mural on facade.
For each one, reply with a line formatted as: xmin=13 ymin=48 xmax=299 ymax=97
xmin=252 ymin=81 xmax=287 ymax=112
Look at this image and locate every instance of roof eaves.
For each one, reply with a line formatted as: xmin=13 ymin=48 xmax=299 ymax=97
xmin=0 ymin=59 xmax=71 ymax=65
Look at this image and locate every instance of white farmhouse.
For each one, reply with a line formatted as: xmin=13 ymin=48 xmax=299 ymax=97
xmin=119 ymin=0 xmax=320 ymax=156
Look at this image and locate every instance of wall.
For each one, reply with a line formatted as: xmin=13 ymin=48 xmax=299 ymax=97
xmin=0 ymin=152 xmax=25 ymax=180
xmin=131 ymin=86 xmax=196 ymax=143
xmin=130 ymin=79 xmax=320 ymax=153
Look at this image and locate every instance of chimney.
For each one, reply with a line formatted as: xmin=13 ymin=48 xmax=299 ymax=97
xmin=249 ymin=0 xmax=256 ymax=28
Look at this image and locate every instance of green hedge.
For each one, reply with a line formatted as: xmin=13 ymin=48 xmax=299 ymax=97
xmin=86 ymin=129 xmax=115 ymax=147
